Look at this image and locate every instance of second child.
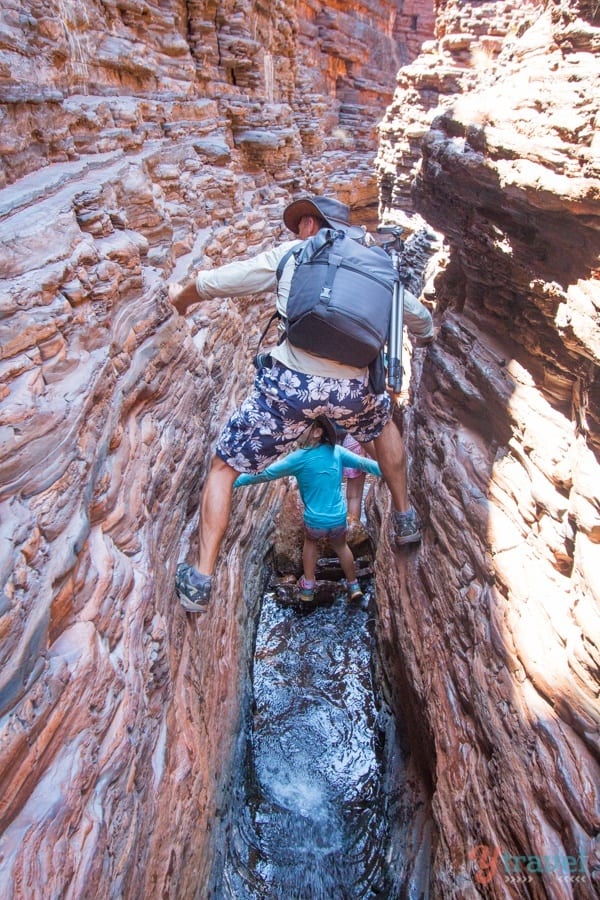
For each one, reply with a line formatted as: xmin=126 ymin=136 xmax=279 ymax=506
xmin=234 ymin=417 xmax=381 ymax=603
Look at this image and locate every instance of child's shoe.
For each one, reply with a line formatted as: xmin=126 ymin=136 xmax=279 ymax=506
xmin=298 ymin=576 xmax=315 ymax=603
xmin=347 ymin=580 xmax=363 ymax=602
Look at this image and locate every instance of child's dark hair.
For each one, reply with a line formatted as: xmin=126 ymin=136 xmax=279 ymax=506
xmin=314 ymin=415 xmax=337 ymax=446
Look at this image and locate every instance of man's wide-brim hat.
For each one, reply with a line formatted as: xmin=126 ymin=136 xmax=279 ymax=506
xmin=283 ymin=195 xmax=351 ymax=234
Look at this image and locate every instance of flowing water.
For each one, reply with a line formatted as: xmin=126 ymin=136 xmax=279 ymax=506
xmin=221 ymin=576 xmax=407 ymax=899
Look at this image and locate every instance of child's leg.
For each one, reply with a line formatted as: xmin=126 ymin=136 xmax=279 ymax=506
xmin=302 ymin=535 xmax=319 ymax=583
xmin=346 ymin=472 xmax=366 ymax=523
xmin=330 ymin=534 xmax=357 ymax=584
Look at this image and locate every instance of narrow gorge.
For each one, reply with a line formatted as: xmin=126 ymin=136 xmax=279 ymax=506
xmin=0 ymin=1 xmax=598 ymax=898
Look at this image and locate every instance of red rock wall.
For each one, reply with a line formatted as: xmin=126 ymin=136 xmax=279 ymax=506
xmin=374 ymin=0 xmax=599 ymax=894
xmin=3 ymin=0 xmax=597 ymax=895
xmin=0 ymin=1 xmax=435 ymax=896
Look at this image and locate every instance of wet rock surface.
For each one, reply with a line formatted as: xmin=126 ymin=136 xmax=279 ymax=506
xmin=220 ymin=579 xmax=428 ymax=899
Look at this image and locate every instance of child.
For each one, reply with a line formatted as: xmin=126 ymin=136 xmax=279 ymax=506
xmin=340 ymin=431 xmax=371 ymax=527
xmin=233 ymin=416 xmax=382 ymax=603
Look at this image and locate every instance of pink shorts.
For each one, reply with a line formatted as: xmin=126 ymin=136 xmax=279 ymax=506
xmin=342 ymin=433 xmax=365 ymax=479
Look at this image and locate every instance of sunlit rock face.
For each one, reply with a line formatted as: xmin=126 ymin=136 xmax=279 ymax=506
xmin=375 ymin=0 xmax=599 ymax=894
xmin=0 ymin=1 xmax=435 ymax=896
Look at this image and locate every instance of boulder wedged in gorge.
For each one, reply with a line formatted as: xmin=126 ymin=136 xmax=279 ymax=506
xmin=375 ymin=0 xmax=599 ymax=894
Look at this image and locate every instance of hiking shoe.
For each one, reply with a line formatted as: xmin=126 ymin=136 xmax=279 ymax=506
xmin=392 ymin=507 xmax=421 ymax=546
xmin=347 ymin=580 xmax=363 ymax=602
xmin=298 ymin=576 xmax=315 ymax=603
xmin=175 ymin=563 xmax=212 ymax=612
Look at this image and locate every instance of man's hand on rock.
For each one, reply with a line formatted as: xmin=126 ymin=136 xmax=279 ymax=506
xmin=168 ymin=279 xmax=202 ymax=316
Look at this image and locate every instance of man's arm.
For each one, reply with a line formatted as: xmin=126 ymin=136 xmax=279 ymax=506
xmin=168 ymin=279 xmax=202 ymax=316
xmin=167 ymin=240 xmax=300 ymax=316
xmin=403 ymin=288 xmax=434 ymax=344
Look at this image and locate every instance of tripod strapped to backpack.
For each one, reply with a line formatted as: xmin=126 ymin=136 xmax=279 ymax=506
xmin=377 ymin=225 xmax=407 ymax=394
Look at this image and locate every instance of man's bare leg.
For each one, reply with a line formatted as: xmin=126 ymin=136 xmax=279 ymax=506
xmin=197 ymin=456 xmax=240 ymax=575
xmin=175 ymin=457 xmax=239 ymax=610
xmin=373 ymin=419 xmax=421 ymax=544
xmin=360 ymin=440 xmax=376 ymax=460
xmin=373 ymin=419 xmax=409 ymax=512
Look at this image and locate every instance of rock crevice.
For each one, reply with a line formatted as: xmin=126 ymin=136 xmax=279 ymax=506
xmin=375 ymin=0 xmax=599 ymax=893
xmin=0 ymin=2 xmax=435 ymax=896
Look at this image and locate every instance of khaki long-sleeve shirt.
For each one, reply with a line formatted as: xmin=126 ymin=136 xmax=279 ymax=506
xmin=195 ymin=240 xmax=434 ymax=380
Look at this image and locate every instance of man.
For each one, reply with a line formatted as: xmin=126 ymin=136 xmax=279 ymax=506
xmin=168 ymin=195 xmax=433 ymax=611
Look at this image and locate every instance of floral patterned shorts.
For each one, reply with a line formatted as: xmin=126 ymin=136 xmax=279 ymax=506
xmin=216 ymin=362 xmax=391 ymax=473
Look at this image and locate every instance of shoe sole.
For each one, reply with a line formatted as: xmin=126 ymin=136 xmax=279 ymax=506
xmin=176 ymin=590 xmax=210 ymax=612
xmin=395 ymin=532 xmax=421 ymax=546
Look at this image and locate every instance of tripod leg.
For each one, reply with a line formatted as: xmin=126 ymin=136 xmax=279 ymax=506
xmin=387 ymin=278 xmax=404 ymax=393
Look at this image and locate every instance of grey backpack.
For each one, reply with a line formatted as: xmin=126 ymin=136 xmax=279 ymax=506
xmin=276 ymin=228 xmax=398 ymax=367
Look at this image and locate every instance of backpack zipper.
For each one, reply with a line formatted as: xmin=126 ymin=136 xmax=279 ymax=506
xmin=306 ymin=257 xmax=395 ymax=292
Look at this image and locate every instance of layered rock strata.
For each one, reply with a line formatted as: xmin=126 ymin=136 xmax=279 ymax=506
xmin=3 ymin=0 xmax=598 ymax=896
xmin=0 ymin=1 xmax=435 ymax=897
xmin=374 ymin=0 xmax=599 ymax=894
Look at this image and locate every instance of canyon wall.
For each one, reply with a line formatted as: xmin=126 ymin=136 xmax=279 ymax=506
xmin=375 ymin=0 xmax=599 ymax=895
xmin=1 ymin=0 xmax=598 ymax=897
xmin=0 ymin=1 xmax=436 ymax=897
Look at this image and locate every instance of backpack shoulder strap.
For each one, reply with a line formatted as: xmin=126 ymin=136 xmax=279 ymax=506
xmin=256 ymin=309 xmax=280 ymax=350
xmin=276 ymin=246 xmax=299 ymax=283
xmin=276 ymin=229 xmax=339 ymax=282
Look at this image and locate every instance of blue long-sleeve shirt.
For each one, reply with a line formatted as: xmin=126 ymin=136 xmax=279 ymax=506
xmin=234 ymin=443 xmax=381 ymax=530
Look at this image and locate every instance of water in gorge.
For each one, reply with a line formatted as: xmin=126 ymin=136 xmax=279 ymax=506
xmin=220 ymin=574 xmax=412 ymax=899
